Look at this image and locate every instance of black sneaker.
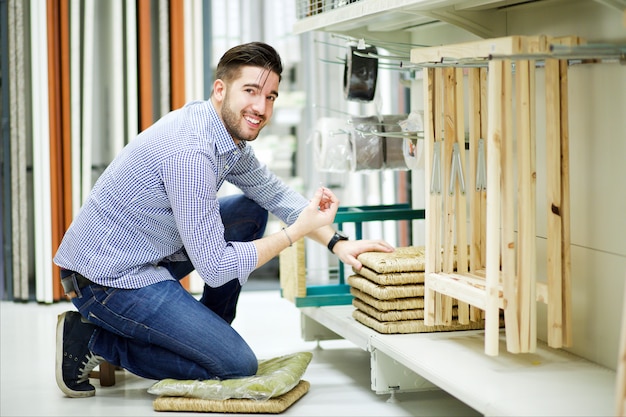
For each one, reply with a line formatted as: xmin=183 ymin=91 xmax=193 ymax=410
xmin=55 ymin=311 xmax=104 ymax=398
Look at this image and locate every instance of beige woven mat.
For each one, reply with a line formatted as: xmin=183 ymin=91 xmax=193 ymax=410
xmin=357 ymin=246 xmax=426 ymax=273
xmin=153 ymin=380 xmax=310 ymax=414
xmin=348 ymin=275 xmax=424 ymax=300
xmin=352 ymin=298 xmax=460 ymax=322
xmin=353 ymin=309 xmax=486 ymax=334
xmin=350 ymin=287 xmax=424 ymax=311
xmin=357 ymin=266 xmax=424 ymax=285
xmin=353 ymin=298 xmax=425 ymax=321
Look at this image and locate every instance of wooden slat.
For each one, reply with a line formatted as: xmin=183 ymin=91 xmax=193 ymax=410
xmin=467 ymin=67 xmax=486 ymax=322
xmin=410 ymin=35 xmax=549 ymax=64
xmin=545 ymin=58 xmax=564 ymax=349
xmin=454 ymin=67 xmax=470 ymax=324
xmin=468 ymin=68 xmax=482 ymax=273
xmin=427 ymin=273 xmax=489 ymax=311
xmin=558 ymin=58 xmax=572 ymax=347
xmin=442 ymin=67 xmax=456 ymax=277
xmin=485 ymin=60 xmax=504 ymax=356
xmin=500 ymin=59 xmax=520 ymax=353
xmin=515 ymin=59 xmax=537 ymax=353
xmin=479 ymin=68 xmax=488 ymax=271
xmin=433 ymin=68 xmax=443 ymax=276
xmin=423 ymin=67 xmax=438 ymax=327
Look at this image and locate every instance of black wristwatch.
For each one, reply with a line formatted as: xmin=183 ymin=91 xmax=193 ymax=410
xmin=327 ymin=230 xmax=349 ymax=254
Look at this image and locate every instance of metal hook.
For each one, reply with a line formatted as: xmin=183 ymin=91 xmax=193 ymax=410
xmin=449 ymin=143 xmax=466 ymax=195
xmin=430 ymin=142 xmax=441 ymax=195
xmin=476 ymin=138 xmax=487 ymax=191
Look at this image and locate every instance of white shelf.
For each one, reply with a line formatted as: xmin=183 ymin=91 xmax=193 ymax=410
xmin=301 ymin=305 xmax=616 ymax=416
xmin=292 ymin=0 xmax=560 ymax=38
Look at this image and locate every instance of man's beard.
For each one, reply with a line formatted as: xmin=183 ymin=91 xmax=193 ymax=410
xmin=222 ymin=95 xmax=263 ymax=143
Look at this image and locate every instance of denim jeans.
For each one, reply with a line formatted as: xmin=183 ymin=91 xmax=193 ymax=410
xmin=69 ymin=194 xmax=268 ymax=381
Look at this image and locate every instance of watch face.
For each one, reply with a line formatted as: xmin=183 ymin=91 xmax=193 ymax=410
xmin=336 ymin=230 xmax=349 ymax=239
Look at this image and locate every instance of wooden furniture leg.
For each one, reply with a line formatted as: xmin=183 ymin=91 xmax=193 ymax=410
xmin=89 ymin=361 xmax=117 ymax=387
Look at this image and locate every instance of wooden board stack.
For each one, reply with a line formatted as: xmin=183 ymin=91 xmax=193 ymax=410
xmin=350 ymin=246 xmax=487 ymax=334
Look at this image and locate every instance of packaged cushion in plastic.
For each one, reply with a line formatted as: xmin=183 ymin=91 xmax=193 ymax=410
xmin=147 ymin=351 xmax=313 ymax=401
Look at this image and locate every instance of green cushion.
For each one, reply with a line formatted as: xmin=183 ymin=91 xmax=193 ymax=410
xmin=147 ymin=351 xmax=313 ymax=401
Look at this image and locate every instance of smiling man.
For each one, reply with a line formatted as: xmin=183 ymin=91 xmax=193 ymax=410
xmin=53 ymin=42 xmax=394 ymax=398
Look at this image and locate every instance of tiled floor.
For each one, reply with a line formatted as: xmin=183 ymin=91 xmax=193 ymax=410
xmin=0 ymin=287 xmax=479 ymax=416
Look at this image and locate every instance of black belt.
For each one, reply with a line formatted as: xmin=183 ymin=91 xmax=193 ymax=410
xmin=61 ymin=270 xmax=96 ymax=298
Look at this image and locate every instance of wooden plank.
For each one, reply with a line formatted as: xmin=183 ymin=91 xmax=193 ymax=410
xmin=442 ymin=67 xmax=456 ymax=278
xmin=423 ymin=67 xmax=438 ymax=327
xmin=426 ymin=273 xmax=489 ymax=311
xmin=515 ymin=59 xmax=537 ymax=353
xmin=545 ymin=58 xmax=563 ymax=349
xmin=478 ymin=67 xmax=487 ymax=271
xmin=485 ymin=60 xmax=504 ymax=356
xmin=500 ymin=59 xmax=520 ymax=353
xmin=558 ymin=58 xmax=572 ymax=347
xmin=468 ymin=68 xmax=481 ymax=273
xmin=467 ymin=67 xmax=486 ymax=322
xmin=454 ymin=67 xmax=469 ymax=324
xmin=410 ymin=35 xmax=549 ymax=64
xmin=433 ymin=68 xmax=444 ymax=276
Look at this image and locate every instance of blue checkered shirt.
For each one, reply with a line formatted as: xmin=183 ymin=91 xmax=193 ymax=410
xmin=54 ymin=100 xmax=308 ymax=289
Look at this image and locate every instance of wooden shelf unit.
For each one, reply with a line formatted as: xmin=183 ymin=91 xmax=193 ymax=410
xmin=413 ymin=35 xmax=583 ymax=356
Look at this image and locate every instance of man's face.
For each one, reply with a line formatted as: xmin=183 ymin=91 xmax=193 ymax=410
xmin=219 ymin=66 xmax=279 ymax=143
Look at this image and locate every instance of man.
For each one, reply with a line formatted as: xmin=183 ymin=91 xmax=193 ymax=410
xmin=54 ymin=42 xmax=394 ymax=398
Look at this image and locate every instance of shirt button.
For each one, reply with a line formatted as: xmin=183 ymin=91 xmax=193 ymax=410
xmin=225 ymin=165 xmax=229 ymax=169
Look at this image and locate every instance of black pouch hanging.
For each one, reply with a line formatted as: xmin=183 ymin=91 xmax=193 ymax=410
xmin=343 ymin=45 xmax=378 ymax=102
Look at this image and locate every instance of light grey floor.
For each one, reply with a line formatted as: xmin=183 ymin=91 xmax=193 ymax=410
xmin=0 ymin=289 xmax=480 ymax=416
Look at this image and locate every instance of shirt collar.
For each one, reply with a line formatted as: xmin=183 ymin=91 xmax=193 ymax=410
xmin=206 ymin=100 xmax=247 ymax=156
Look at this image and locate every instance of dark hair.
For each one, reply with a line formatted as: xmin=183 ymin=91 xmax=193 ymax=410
xmin=215 ymin=42 xmax=283 ymax=84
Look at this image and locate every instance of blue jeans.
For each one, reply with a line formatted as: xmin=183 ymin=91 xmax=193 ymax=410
xmin=69 ymin=194 xmax=268 ymax=381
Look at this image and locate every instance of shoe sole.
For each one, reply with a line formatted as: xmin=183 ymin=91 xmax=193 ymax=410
xmin=55 ymin=312 xmax=96 ymax=398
